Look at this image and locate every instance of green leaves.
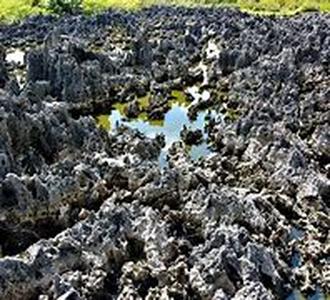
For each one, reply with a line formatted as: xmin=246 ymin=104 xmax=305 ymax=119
xmin=46 ymin=0 xmax=82 ymax=14
xmin=0 ymin=0 xmax=329 ymax=23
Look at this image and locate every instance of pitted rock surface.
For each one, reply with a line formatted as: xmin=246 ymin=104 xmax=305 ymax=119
xmin=0 ymin=6 xmax=329 ymax=300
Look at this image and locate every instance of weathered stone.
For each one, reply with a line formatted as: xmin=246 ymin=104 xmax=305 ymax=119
xmin=0 ymin=6 xmax=329 ymax=300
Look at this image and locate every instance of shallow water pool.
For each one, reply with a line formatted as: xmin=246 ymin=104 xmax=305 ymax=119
xmin=97 ymin=92 xmax=216 ymax=167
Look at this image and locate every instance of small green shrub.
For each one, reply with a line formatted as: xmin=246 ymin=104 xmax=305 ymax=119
xmin=47 ymin=0 xmax=82 ymax=14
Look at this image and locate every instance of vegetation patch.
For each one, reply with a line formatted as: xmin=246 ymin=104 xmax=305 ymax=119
xmin=0 ymin=0 xmax=329 ymax=23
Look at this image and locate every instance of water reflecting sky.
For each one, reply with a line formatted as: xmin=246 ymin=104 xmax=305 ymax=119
xmin=97 ymin=101 xmax=215 ymax=165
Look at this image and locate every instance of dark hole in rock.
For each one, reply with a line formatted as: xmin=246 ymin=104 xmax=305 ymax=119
xmin=258 ymin=268 xmax=276 ymax=294
xmin=126 ymin=236 xmax=146 ymax=262
xmin=92 ymin=270 xmax=120 ymax=300
xmin=224 ymin=261 xmax=243 ymax=287
xmin=0 ymin=184 xmax=19 ymax=208
xmin=93 ymin=253 xmax=125 ymax=299
xmin=167 ymin=216 xmax=204 ymax=246
xmin=235 ymin=219 xmax=257 ymax=235
xmin=170 ymin=293 xmax=185 ymax=300
xmin=186 ymin=285 xmax=203 ymax=300
xmin=318 ymin=153 xmax=330 ymax=170
xmin=135 ymin=274 xmax=158 ymax=298
xmin=106 ymin=173 xmax=129 ymax=190
xmin=298 ymin=124 xmax=316 ymax=140
xmin=0 ymin=218 xmax=66 ymax=256
xmin=259 ymin=266 xmax=288 ymax=300
xmin=272 ymin=199 xmax=300 ymax=221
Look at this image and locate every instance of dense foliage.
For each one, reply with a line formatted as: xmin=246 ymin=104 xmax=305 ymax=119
xmin=0 ymin=0 xmax=329 ymax=22
xmin=47 ymin=0 xmax=82 ymax=14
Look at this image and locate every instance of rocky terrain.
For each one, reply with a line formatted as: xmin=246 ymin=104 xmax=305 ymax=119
xmin=0 ymin=6 xmax=329 ymax=300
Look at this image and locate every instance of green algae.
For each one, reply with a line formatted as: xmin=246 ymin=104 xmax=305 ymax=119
xmin=98 ymin=91 xmax=187 ymax=131
xmin=138 ymin=93 xmax=151 ymax=110
xmin=96 ymin=114 xmax=111 ymax=131
xmin=170 ymin=90 xmax=190 ymax=108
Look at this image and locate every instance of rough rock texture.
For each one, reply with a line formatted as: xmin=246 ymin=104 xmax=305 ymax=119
xmin=181 ymin=126 xmax=204 ymax=145
xmin=0 ymin=6 xmax=329 ymax=300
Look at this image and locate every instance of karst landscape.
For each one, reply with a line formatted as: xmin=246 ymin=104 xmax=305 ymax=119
xmin=0 ymin=0 xmax=329 ymax=299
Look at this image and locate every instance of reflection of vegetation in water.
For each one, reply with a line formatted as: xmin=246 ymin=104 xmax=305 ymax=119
xmin=110 ymin=94 xmax=159 ymax=125
xmin=113 ymin=93 xmax=150 ymax=114
xmin=138 ymin=93 xmax=150 ymax=110
xmin=97 ymin=89 xmax=195 ymax=130
xmin=136 ymin=112 xmax=148 ymax=122
xmin=96 ymin=90 xmax=214 ymax=163
xmin=113 ymin=102 xmax=127 ymax=116
xmin=98 ymin=93 xmax=161 ymax=129
xmin=170 ymin=90 xmax=190 ymax=108
xmin=148 ymin=119 xmax=164 ymax=127
xmin=97 ymin=114 xmax=111 ymax=131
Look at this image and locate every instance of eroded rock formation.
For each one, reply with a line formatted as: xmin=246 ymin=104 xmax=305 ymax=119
xmin=0 ymin=6 xmax=329 ymax=300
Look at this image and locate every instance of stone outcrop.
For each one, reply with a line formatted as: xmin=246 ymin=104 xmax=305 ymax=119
xmin=0 ymin=6 xmax=329 ymax=300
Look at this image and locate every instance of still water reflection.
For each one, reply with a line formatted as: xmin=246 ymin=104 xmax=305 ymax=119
xmin=97 ymin=92 xmax=215 ymax=167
